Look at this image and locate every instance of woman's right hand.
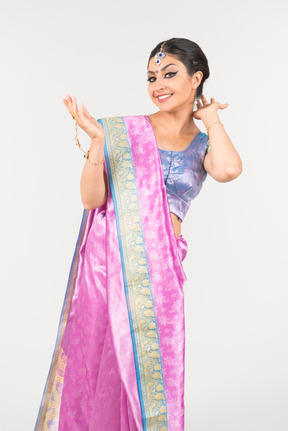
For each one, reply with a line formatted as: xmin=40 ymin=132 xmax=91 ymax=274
xmin=63 ymin=94 xmax=105 ymax=142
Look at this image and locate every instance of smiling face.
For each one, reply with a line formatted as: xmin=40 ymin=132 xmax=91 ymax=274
xmin=147 ymin=54 xmax=203 ymax=113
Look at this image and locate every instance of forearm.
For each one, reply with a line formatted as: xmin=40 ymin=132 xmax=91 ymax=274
xmin=203 ymin=111 xmax=243 ymax=180
xmin=80 ymin=138 xmax=107 ymax=210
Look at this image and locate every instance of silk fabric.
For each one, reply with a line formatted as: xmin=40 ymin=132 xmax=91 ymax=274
xmin=34 ymin=115 xmax=189 ymax=431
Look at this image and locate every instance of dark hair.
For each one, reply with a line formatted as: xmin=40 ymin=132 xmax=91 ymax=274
xmin=148 ymin=38 xmax=210 ymax=99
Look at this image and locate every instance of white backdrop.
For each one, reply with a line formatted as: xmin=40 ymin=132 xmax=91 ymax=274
xmin=1 ymin=0 xmax=287 ymax=430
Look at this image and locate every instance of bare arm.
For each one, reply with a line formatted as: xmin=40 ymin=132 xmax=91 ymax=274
xmin=80 ymin=138 xmax=108 ymax=210
xmin=194 ymin=95 xmax=243 ymax=182
xmin=203 ymin=109 xmax=243 ymax=182
xmin=63 ymin=94 xmax=108 ymax=210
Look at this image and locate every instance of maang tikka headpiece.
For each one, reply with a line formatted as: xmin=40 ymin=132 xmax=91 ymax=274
xmin=154 ymin=42 xmax=166 ymax=73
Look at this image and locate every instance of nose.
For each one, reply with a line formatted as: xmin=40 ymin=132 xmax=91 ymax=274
xmin=154 ymin=78 xmax=166 ymax=92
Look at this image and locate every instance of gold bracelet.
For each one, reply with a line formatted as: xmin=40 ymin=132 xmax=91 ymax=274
xmin=84 ymin=150 xmax=105 ymax=166
xmin=207 ymin=121 xmax=223 ymax=135
xmin=73 ymin=118 xmax=104 ymax=166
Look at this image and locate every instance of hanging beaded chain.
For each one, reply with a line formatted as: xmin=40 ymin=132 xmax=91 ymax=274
xmin=154 ymin=42 xmax=166 ymax=72
xmin=72 ymin=116 xmax=104 ymax=166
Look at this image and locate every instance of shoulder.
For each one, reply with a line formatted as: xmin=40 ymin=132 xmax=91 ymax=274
xmin=203 ymin=133 xmax=211 ymax=155
xmin=195 ymin=132 xmax=210 ymax=154
xmin=97 ymin=115 xmax=146 ymax=122
xmin=97 ymin=115 xmax=148 ymax=130
xmin=196 ymin=132 xmax=210 ymax=156
xmin=97 ymin=116 xmax=149 ymax=140
xmin=200 ymin=131 xmax=209 ymax=142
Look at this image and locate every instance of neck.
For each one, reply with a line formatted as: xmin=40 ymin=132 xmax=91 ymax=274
xmin=151 ymin=105 xmax=198 ymax=136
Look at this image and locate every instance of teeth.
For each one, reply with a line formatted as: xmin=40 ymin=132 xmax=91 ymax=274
xmin=158 ymin=94 xmax=172 ymax=100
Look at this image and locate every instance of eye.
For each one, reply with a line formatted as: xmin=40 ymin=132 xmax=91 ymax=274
xmin=165 ymin=72 xmax=177 ymax=78
xmin=147 ymin=71 xmax=178 ymax=83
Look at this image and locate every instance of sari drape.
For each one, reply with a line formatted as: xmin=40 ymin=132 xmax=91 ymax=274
xmin=34 ymin=115 xmax=189 ymax=431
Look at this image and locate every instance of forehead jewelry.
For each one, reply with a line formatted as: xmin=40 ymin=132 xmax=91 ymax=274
xmin=154 ymin=42 xmax=166 ymax=73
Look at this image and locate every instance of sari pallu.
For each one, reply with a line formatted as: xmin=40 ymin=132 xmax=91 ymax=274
xmin=34 ymin=115 xmax=189 ymax=431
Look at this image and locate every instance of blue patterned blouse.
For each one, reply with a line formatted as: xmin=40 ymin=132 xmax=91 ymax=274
xmin=158 ymin=133 xmax=211 ymax=222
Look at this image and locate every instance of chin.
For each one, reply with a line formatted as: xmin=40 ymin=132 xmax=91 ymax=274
xmin=158 ymin=106 xmax=178 ymax=113
xmin=156 ymin=98 xmax=193 ymax=113
xmin=155 ymin=102 xmax=177 ymax=112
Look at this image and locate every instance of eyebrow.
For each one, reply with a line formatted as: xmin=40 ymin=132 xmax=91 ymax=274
xmin=147 ymin=63 xmax=178 ymax=75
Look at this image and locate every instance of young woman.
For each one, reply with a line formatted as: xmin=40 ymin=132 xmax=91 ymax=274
xmin=34 ymin=38 xmax=242 ymax=431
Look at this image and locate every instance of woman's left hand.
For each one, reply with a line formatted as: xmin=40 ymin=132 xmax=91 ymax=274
xmin=192 ymin=95 xmax=229 ymax=120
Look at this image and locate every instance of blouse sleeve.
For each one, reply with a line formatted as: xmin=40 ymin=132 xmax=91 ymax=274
xmin=204 ymin=138 xmax=211 ymax=156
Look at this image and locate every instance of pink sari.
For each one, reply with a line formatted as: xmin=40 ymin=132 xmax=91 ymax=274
xmin=34 ymin=115 xmax=189 ymax=431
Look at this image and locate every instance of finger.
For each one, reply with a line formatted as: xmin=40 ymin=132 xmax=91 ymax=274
xmin=78 ymin=101 xmax=93 ymax=121
xmin=219 ymin=103 xmax=229 ymax=109
xmin=71 ymin=96 xmax=79 ymax=118
xmin=63 ymin=99 xmax=71 ymax=115
xmin=79 ymin=100 xmax=84 ymax=115
xmin=63 ymin=95 xmax=74 ymax=117
xmin=83 ymin=105 xmax=92 ymax=119
xmin=78 ymin=101 xmax=87 ymax=121
xmin=65 ymin=94 xmax=73 ymax=109
xmin=65 ymin=94 xmax=75 ymax=117
xmin=201 ymin=95 xmax=209 ymax=105
xmin=63 ymin=97 xmax=69 ymax=108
